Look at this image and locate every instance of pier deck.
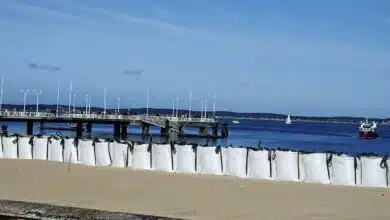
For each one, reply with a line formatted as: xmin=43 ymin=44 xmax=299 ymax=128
xmin=0 ymin=111 xmax=227 ymax=138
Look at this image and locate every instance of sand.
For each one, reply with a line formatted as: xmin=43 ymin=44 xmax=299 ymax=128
xmin=0 ymin=159 xmax=388 ymax=220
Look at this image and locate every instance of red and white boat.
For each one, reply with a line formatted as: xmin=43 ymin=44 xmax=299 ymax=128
xmin=358 ymin=118 xmax=379 ymax=139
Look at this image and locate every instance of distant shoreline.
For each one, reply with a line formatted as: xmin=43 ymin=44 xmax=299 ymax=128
xmin=217 ymin=116 xmax=390 ymax=125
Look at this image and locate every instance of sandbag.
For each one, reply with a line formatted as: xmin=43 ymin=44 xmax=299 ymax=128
xmin=110 ymin=141 xmax=129 ymax=168
xmin=32 ymin=136 xmax=48 ymax=160
xmin=94 ymin=140 xmax=111 ymax=166
xmin=0 ymin=136 xmax=3 ymax=158
xmin=300 ymin=152 xmax=330 ymax=184
xmin=360 ymin=155 xmax=388 ymax=188
xmin=17 ymin=136 xmax=33 ymax=159
xmin=78 ymin=139 xmax=95 ymax=166
xmin=271 ymin=149 xmax=300 ymax=181
xmin=63 ymin=138 xmax=78 ymax=163
xmin=152 ymin=144 xmax=173 ymax=172
xmin=48 ymin=137 xmax=63 ymax=162
xmin=247 ymin=148 xmax=272 ymax=180
xmin=173 ymin=144 xmax=196 ymax=174
xmin=330 ymin=154 xmax=358 ymax=186
xmin=132 ymin=144 xmax=151 ymax=170
xmin=196 ymin=146 xmax=223 ymax=175
xmin=2 ymin=136 xmax=18 ymax=159
xmin=223 ymin=147 xmax=247 ymax=178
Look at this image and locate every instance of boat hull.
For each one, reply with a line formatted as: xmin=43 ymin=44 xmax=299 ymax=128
xmin=358 ymin=130 xmax=378 ymax=139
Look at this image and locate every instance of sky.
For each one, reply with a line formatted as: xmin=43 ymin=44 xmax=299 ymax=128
xmin=1 ymin=0 xmax=390 ymax=117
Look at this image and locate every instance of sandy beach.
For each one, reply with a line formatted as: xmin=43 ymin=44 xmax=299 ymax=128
xmin=0 ymin=159 xmax=388 ymax=220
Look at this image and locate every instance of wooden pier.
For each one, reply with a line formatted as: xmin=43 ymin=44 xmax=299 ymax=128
xmin=0 ymin=111 xmax=228 ymax=138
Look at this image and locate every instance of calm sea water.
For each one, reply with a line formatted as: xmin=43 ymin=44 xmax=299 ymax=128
xmin=2 ymin=119 xmax=390 ymax=156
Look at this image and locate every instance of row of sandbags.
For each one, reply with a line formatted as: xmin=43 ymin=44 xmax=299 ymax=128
xmin=0 ymin=135 xmax=389 ymax=188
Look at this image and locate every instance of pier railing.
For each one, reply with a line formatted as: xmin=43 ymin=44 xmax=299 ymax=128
xmin=0 ymin=111 xmax=216 ymax=123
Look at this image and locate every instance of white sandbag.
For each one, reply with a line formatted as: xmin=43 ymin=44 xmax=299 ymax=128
xmin=32 ymin=136 xmax=48 ymax=160
xmin=0 ymin=136 xmax=3 ymax=158
xmin=330 ymin=154 xmax=357 ymax=186
xmin=132 ymin=144 xmax=151 ymax=170
xmin=360 ymin=155 xmax=388 ymax=188
xmin=2 ymin=136 xmax=18 ymax=159
xmin=223 ymin=147 xmax=247 ymax=178
xmin=300 ymin=152 xmax=330 ymax=184
xmin=63 ymin=138 xmax=78 ymax=163
xmin=48 ymin=137 xmax=63 ymax=162
xmin=271 ymin=150 xmax=300 ymax=182
xmin=173 ymin=144 xmax=196 ymax=174
xmin=17 ymin=136 xmax=33 ymax=159
xmin=196 ymin=146 xmax=223 ymax=175
xmin=152 ymin=144 xmax=173 ymax=172
xmin=247 ymin=148 xmax=272 ymax=179
xmin=94 ymin=141 xmax=111 ymax=166
xmin=110 ymin=141 xmax=129 ymax=168
xmin=78 ymin=139 xmax=95 ymax=166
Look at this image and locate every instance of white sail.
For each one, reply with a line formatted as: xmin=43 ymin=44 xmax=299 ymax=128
xmin=285 ymin=115 xmax=292 ymax=124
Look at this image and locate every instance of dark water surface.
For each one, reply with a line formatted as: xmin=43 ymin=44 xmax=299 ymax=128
xmin=2 ymin=119 xmax=390 ymax=156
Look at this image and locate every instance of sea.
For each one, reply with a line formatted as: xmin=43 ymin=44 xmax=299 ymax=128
xmin=2 ymin=119 xmax=390 ymax=156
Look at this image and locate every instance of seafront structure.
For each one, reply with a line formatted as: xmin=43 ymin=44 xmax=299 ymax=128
xmin=0 ymin=110 xmax=229 ymax=138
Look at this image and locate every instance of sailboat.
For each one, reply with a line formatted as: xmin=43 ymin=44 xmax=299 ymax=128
xmin=285 ymin=115 xmax=292 ymax=124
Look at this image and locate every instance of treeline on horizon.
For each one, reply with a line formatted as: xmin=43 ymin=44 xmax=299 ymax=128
xmin=1 ymin=104 xmax=388 ymax=122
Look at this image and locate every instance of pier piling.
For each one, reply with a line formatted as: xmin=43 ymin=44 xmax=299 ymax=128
xmin=26 ymin=121 xmax=33 ymax=135
xmin=114 ymin=123 xmax=121 ymax=138
xmin=221 ymin=123 xmax=229 ymax=138
xmin=86 ymin=123 xmax=92 ymax=138
xmin=39 ymin=121 xmax=44 ymax=132
xmin=141 ymin=123 xmax=150 ymax=136
xmin=160 ymin=127 xmax=167 ymax=136
xmin=76 ymin=123 xmax=83 ymax=138
xmin=212 ymin=126 xmax=218 ymax=137
xmin=121 ymin=123 xmax=128 ymax=138
xmin=86 ymin=123 xmax=92 ymax=133
xmin=199 ymin=126 xmax=208 ymax=136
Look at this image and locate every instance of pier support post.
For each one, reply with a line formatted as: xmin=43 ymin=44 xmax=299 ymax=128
xmin=39 ymin=121 xmax=44 ymax=132
xmin=212 ymin=126 xmax=218 ymax=137
xmin=76 ymin=123 xmax=83 ymax=138
xmin=141 ymin=122 xmax=150 ymax=136
xmin=199 ymin=126 xmax=208 ymax=136
xmin=26 ymin=121 xmax=33 ymax=135
xmin=114 ymin=123 xmax=121 ymax=138
xmin=160 ymin=127 xmax=167 ymax=136
xmin=178 ymin=126 xmax=184 ymax=134
xmin=221 ymin=123 xmax=229 ymax=138
xmin=121 ymin=123 xmax=128 ymax=138
xmin=160 ymin=120 xmax=169 ymax=136
xmin=86 ymin=123 xmax=92 ymax=138
xmin=86 ymin=123 xmax=92 ymax=133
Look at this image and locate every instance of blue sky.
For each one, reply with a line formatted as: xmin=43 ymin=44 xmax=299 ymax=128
xmin=1 ymin=0 xmax=390 ymax=117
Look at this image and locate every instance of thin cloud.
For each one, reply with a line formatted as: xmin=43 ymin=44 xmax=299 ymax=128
xmin=57 ymin=2 xmax=232 ymax=43
xmin=121 ymin=70 xmax=144 ymax=76
xmin=28 ymin=62 xmax=61 ymax=71
xmin=9 ymin=0 xmax=81 ymax=22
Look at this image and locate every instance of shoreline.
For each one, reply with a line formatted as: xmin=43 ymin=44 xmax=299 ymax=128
xmin=0 ymin=159 xmax=388 ymax=219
